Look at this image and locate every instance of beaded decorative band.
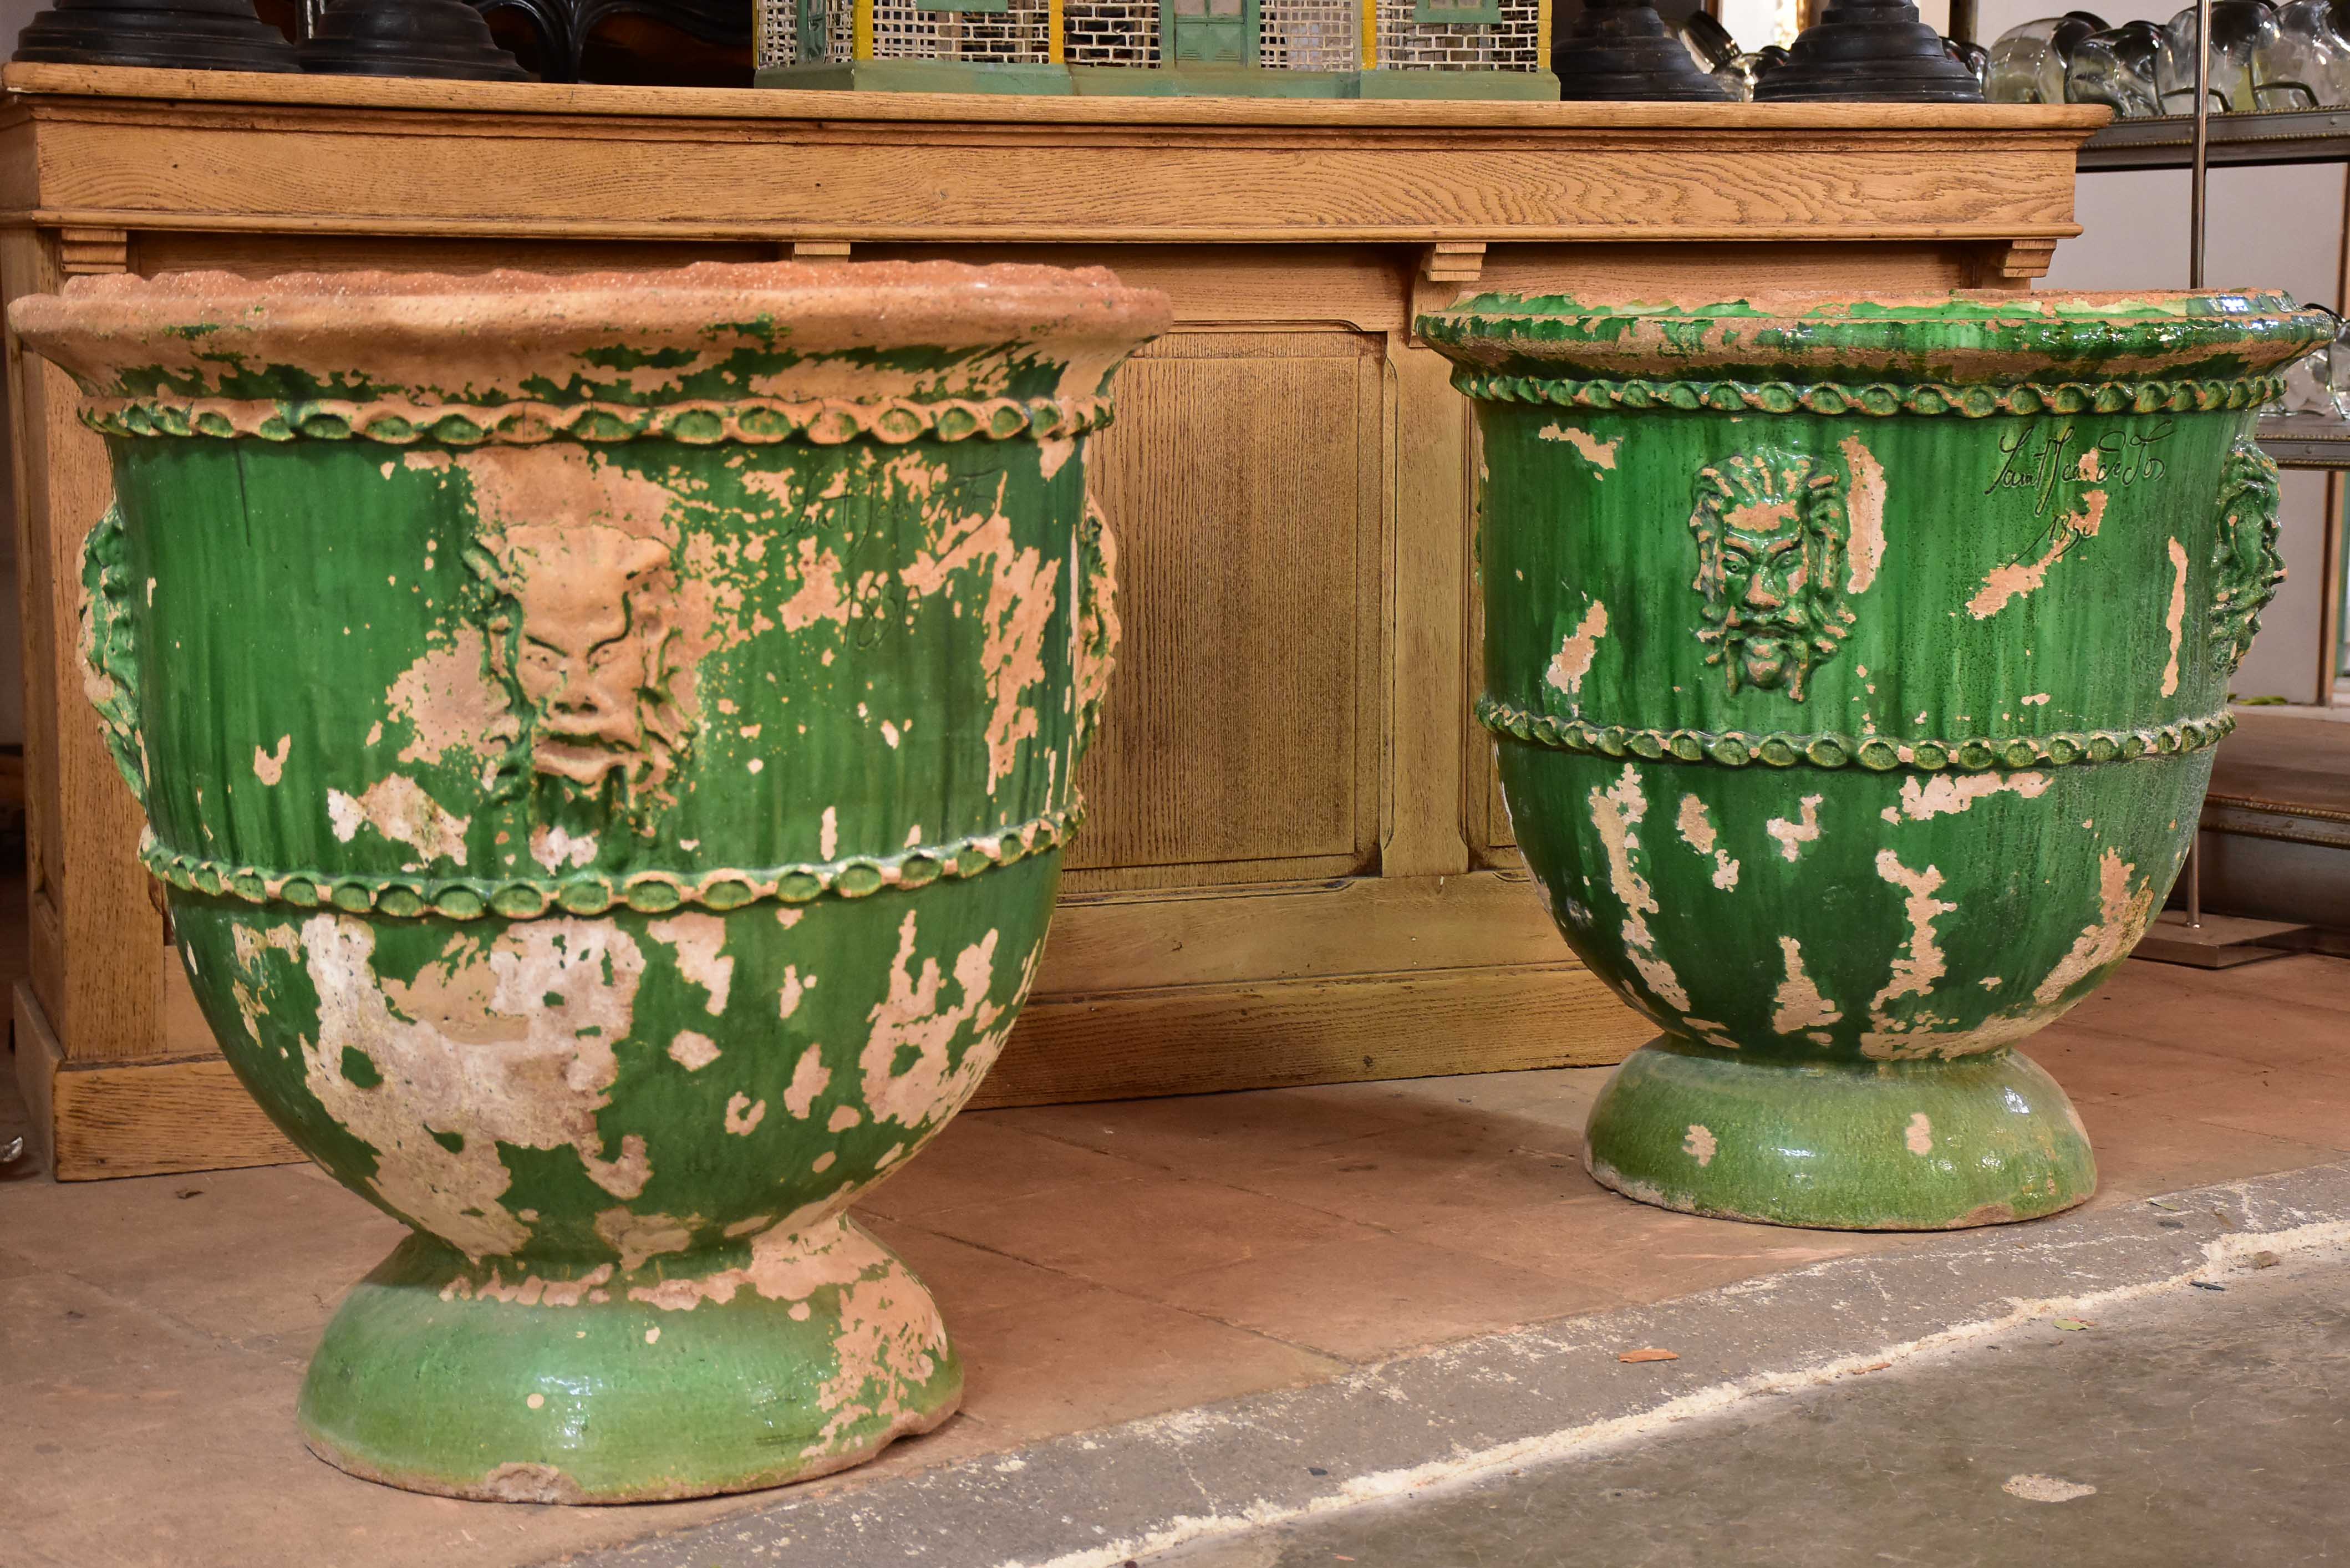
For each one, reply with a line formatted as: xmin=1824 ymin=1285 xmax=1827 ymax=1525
xmin=144 ymin=803 xmax=1082 ymax=920
xmin=79 ymin=393 xmax=1114 ymax=447
xmin=1476 ymin=695 xmax=2234 ymax=772
xmin=1444 ymin=371 xmax=2288 ymax=420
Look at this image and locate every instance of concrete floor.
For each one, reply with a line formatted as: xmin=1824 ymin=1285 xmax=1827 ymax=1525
xmin=3 ymin=950 xmax=2348 ymax=1567
xmin=1154 ymin=1241 xmax=2350 ymax=1568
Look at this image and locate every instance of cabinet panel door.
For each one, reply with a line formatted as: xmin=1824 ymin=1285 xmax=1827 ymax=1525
xmin=1069 ymin=329 xmax=1383 ymax=888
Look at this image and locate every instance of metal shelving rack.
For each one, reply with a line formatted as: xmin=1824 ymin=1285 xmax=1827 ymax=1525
xmin=2079 ymin=106 xmax=2350 ymax=170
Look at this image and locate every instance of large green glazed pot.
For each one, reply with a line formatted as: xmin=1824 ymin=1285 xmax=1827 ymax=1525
xmin=1418 ymin=290 xmax=2326 ymax=1232
xmin=12 ymin=262 xmax=1168 ymax=1500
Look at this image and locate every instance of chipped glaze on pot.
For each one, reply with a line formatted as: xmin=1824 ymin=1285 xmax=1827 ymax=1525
xmin=1418 ymin=290 xmax=2326 ymax=1232
xmin=13 ymin=261 xmax=1168 ymax=1501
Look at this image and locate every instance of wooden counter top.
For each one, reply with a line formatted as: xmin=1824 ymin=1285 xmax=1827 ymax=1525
xmin=0 ymin=64 xmax=2104 ymax=251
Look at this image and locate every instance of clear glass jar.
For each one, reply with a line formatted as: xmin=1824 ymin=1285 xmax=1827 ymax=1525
xmin=2066 ymin=20 xmax=2164 ymax=115
xmin=1987 ymin=11 xmax=2109 ymax=103
xmin=2252 ymin=0 xmax=2350 ymax=108
xmin=2156 ymin=0 xmax=2278 ymax=113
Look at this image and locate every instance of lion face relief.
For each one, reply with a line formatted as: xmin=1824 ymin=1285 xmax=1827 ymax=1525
xmin=1688 ymin=452 xmax=1856 ymax=703
xmin=471 ymin=521 xmax=693 ymax=811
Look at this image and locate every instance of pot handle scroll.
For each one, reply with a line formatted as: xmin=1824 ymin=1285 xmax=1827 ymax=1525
xmin=1072 ymin=491 xmax=1122 ymax=756
xmin=79 ymin=503 xmax=149 ymax=812
xmin=2209 ymin=436 xmax=2286 ymax=681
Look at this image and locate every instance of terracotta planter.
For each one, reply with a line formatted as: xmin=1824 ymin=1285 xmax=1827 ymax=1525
xmin=1420 ymin=291 xmax=2324 ymax=1231
xmin=14 ymin=262 xmax=1167 ymax=1500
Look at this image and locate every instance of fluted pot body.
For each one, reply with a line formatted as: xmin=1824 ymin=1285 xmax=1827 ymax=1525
xmin=13 ymin=262 xmax=1167 ymax=1500
xmin=1419 ymin=291 xmax=2324 ymax=1231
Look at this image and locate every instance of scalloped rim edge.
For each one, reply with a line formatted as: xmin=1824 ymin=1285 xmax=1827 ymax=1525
xmin=79 ymin=393 xmax=1116 ymax=446
xmin=1444 ymin=372 xmax=2288 ymax=418
xmin=1476 ymin=695 xmax=2235 ymax=771
xmin=142 ymin=802 xmax=1083 ymax=919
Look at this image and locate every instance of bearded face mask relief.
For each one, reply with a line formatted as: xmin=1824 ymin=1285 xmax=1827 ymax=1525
xmin=475 ymin=521 xmax=693 ymax=816
xmin=1688 ymin=452 xmax=1856 ymax=702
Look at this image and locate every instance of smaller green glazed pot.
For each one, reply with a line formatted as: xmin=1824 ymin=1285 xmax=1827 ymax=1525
xmin=13 ymin=261 xmax=1167 ymax=1499
xmin=1418 ymin=289 xmax=2326 ymax=1231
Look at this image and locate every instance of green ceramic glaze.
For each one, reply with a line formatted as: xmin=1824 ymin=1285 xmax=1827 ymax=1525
xmin=15 ymin=261 xmax=1167 ymax=1500
xmin=1419 ymin=289 xmax=2327 ymax=1231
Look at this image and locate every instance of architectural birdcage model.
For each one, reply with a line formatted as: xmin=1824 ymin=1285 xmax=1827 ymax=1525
xmin=754 ymin=0 xmax=1554 ymax=94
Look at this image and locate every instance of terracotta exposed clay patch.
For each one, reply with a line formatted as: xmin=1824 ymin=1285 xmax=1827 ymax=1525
xmin=386 ymin=625 xmax=518 ymax=768
xmin=1537 ymin=424 xmax=1620 ymax=471
xmin=1772 ymin=936 xmax=1843 ymax=1034
xmin=899 ymin=474 xmax=1062 ymax=795
xmin=776 ymin=537 xmax=853 ymax=633
xmin=2161 ymin=537 xmax=2189 ymax=698
xmin=1765 ymin=795 xmax=1824 ymax=863
xmin=1587 ymin=765 xmax=1693 ymax=1014
xmin=459 ymin=442 xmax=678 ymax=543
xmin=595 ymin=1208 xmax=696 ymax=1272
xmin=860 ymin=909 xmax=1013 ymax=1129
xmin=440 ymin=1261 xmax=614 ymax=1307
xmin=649 ymin=913 xmax=733 ymax=1017
xmin=1858 ymin=852 xmax=1964 ymax=1059
xmin=1682 ymin=1124 xmax=1718 ymax=1166
xmin=1674 ymin=794 xmax=1740 ymax=890
xmin=2032 ymin=848 xmax=2158 ymax=1007
xmin=1072 ymin=495 xmax=1123 ymax=750
xmin=1904 ymin=1112 xmax=1935 ymax=1155
xmin=627 ymin=1208 xmax=869 ymax=1311
xmin=530 ymin=824 xmax=597 ymax=872
xmin=294 ymin=914 xmax=652 ymax=1258
xmin=1880 ymin=771 xmax=2049 ymax=824
xmin=1870 ymin=851 xmax=1956 ymax=1010
xmin=779 ymin=964 xmax=811 ymax=1020
xmin=327 ymin=775 xmax=471 ymax=867
xmin=253 ymin=735 xmax=290 ymax=786
xmin=1966 ymin=488 xmax=2109 ymax=619
xmin=1544 ymin=600 xmax=1609 ymax=702
xmin=724 ymin=1094 xmax=767 ymax=1136
xmin=784 ymin=1044 xmax=831 ymax=1119
xmin=1839 ymin=435 xmax=1888 ymax=594
xmin=669 ymin=1031 xmax=720 ymax=1071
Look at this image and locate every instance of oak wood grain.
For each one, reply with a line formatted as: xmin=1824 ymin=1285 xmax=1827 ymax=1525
xmin=1037 ymin=869 xmax=1566 ymax=992
xmin=3 ymin=62 xmax=2111 ymax=130
xmin=1069 ymin=330 xmax=1382 ymax=882
xmin=975 ymin=963 xmax=1651 ymax=1108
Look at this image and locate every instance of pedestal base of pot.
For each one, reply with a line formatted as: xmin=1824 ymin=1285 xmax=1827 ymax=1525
xmin=298 ymin=1218 xmax=961 ymax=1503
xmin=1584 ymin=1038 xmax=2095 ymax=1231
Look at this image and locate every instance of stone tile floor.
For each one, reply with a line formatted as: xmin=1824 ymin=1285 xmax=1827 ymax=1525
xmin=1 ymin=952 xmax=2346 ymax=1568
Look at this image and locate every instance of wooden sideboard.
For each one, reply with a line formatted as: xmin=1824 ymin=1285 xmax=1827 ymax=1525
xmin=0 ymin=64 xmax=2105 ymax=1176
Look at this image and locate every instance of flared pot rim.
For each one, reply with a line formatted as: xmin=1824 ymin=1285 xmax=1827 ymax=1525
xmin=9 ymin=259 xmax=1173 ymax=407
xmin=1416 ymin=287 xmax=2330 ymax=388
